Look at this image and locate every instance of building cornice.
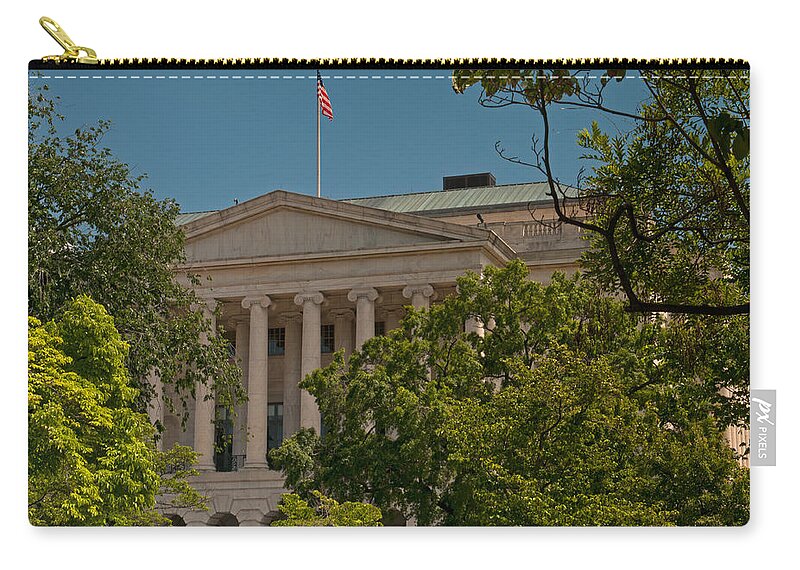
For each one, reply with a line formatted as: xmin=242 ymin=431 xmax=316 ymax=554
xmin=175 ymin=239 xmax=514 ymax=272
xmin=185 ymin=267 xmax=482 ymax=300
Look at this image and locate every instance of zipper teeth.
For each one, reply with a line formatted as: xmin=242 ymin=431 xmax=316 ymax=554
xmin=30 ymin=57 xmax=750 ymax=69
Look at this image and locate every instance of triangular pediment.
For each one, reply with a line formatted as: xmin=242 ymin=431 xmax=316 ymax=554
xmin=181 ymin=190 xmax=505 ymax=263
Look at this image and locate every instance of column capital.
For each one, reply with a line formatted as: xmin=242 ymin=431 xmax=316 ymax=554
xmin=242 ymin=295 xmax=272 ymax=310
xmin=347 ymin=287 xmax=379 ymax=303
xmin=330 ymin=308 xmax=355 ymax=321
xmin=280 ymin=311 xmax=303 ymax=324
xmin=294 ymin=291 xmax=324 ymax=306
xmin=402 ymin=283 xmax=436 ymax=300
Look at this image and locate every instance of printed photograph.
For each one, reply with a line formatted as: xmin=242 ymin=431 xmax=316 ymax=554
xmin=28 ymin=63 xmax=750 ymax=526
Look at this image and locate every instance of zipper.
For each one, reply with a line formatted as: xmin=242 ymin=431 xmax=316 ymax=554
xmin=38 ymin=16 xmax=98 ymax=65
xmin=31 ymin=16 xmax=749 ymax=70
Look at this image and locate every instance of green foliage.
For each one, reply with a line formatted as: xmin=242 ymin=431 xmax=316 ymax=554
xmin=576 ymin=74 xmax=750 ymax=312
xmin=28 ymin=296 xmax=159 ymax=525
xmin=453 ymin=68 xmax=749 ymax=317
xmin=452 ymin=69 xmax=581 ymax=104
xmin=152 ymin=444 xmax=209 ymax=517
xmin=271 ymin=491 xmax=383 ymax=527
xmin=28 ymin=87 xmax=244 ymax=419
xmin=271 ymin=261 xmax=749 ymax=526
xmin=269 ymin=427 xmax=323 ymax=499
xmin=28 ymin=295 xmax=207 ymax=526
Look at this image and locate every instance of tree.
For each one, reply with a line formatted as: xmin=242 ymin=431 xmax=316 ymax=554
xmin=31 ymin=296 xmax=144 ymax=524
xmin=271 ymin=492 xmax=383 ymax=527
xmin=151 ymin=444 xmax=209 ymax=521
xmin=452 ymin=68 xmax=749 ymax=317
xmin=28 ymin=87 xmax=244 ymax=419
xmin=28 ymin=295 xmax=207 ymax=526
xmin=271 ymin=261 xmax=748 ymax=526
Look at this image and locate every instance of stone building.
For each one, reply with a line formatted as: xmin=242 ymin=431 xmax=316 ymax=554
xmin=152 ymin=174 xmax=744 ymax=526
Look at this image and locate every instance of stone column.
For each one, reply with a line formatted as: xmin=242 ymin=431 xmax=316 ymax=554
xmin=194 ymin=299 xmax=217 ymax=471
xmin=331 ymin=308 xmax=355 ymax=357
xmin=281 ymin=311 xmax=303 ymax=439
xmin=404 ymin=284 xmax=437 ymax=382
xmin=348 ymin=287 xmax=379 ymax=350
xmin=384 ymin=308 xmax=403 ymax=332
xmin=402 ymin=283 xmax=435 ymax=310
xmin=146 ymin=369 xmax=164 ymax=451
xmin=242 ymin=295 xmax=272 ymax=469
xmin=294 ymin=291 xmax=325 ymax=433
xmin=231 ymin=317 xmax=250 ymax=461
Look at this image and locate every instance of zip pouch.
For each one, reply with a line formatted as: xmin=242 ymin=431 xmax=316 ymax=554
xmin=28 ymin=17 xmax=751 ymax=527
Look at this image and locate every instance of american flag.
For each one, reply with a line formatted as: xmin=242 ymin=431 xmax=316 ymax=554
xmin=317 ymin=72 xmax=333 ymax=120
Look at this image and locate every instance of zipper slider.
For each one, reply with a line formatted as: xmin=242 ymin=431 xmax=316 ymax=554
xmin=39 ymin=16 xmax=98 ymax=64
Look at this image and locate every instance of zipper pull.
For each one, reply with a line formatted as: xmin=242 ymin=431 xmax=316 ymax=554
xmin=39 ymin=16 xmax=98 ymax=64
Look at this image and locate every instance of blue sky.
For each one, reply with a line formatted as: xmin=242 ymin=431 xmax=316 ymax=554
xmin=29 ymin=69 xmax=647 ymax=213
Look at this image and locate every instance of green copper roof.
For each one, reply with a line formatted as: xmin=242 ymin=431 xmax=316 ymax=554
xmin=175 ymin=210 xmax=217 ymax=225
xmin=175 ymin=182 xmax=564 ymax=225
xmin=343 ymin=182 xmax=553 ymax=214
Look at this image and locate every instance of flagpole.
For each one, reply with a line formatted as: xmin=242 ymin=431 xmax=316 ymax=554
xmin=317 ymin=77 xmax=321 ymax=198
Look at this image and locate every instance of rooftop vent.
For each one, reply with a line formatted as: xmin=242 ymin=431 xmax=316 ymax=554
xmin=443 ymin=172 xmax=496 ymax=191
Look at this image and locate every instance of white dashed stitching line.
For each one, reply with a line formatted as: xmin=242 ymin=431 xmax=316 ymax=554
xmin=29 ymin=74 xmax=748 ymax=81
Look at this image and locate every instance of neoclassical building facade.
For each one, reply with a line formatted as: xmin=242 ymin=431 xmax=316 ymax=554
xmin=151 ymin=178 xmax=599 ymax=525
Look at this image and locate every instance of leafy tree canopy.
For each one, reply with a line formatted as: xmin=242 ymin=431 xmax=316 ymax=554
xmin=452 ymin=68 xmax=749 ymax=317
xmin=271 ymin=261 xmax=748 ymax=526
xmin=28 ymin=87 xmax=244 ymax=419
xmin=271 ymin=491 xmax=383 ymax=527
xmin=28 ymin=295 xmax=207 ymax=526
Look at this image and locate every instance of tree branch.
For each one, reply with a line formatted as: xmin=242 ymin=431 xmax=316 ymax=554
xmin=685 ymin=77 xmax=750 ymax=222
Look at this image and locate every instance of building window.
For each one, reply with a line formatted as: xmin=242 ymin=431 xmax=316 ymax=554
xmin=268 ymin=327 xmax=285 ymax=356
xmin=267 ymin=403 xmax=284 ymax=453
xmin=214 ymin=406 xmax=234 ymax=472
xmin=321 ymin=324 xmax=335 ymax=353
xmin=375 ymin=321 xmax=386 ymax=336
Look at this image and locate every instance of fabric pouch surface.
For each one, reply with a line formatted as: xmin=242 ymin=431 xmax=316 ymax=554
xmin=28 ymin=50 xmax=751 ymax=526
